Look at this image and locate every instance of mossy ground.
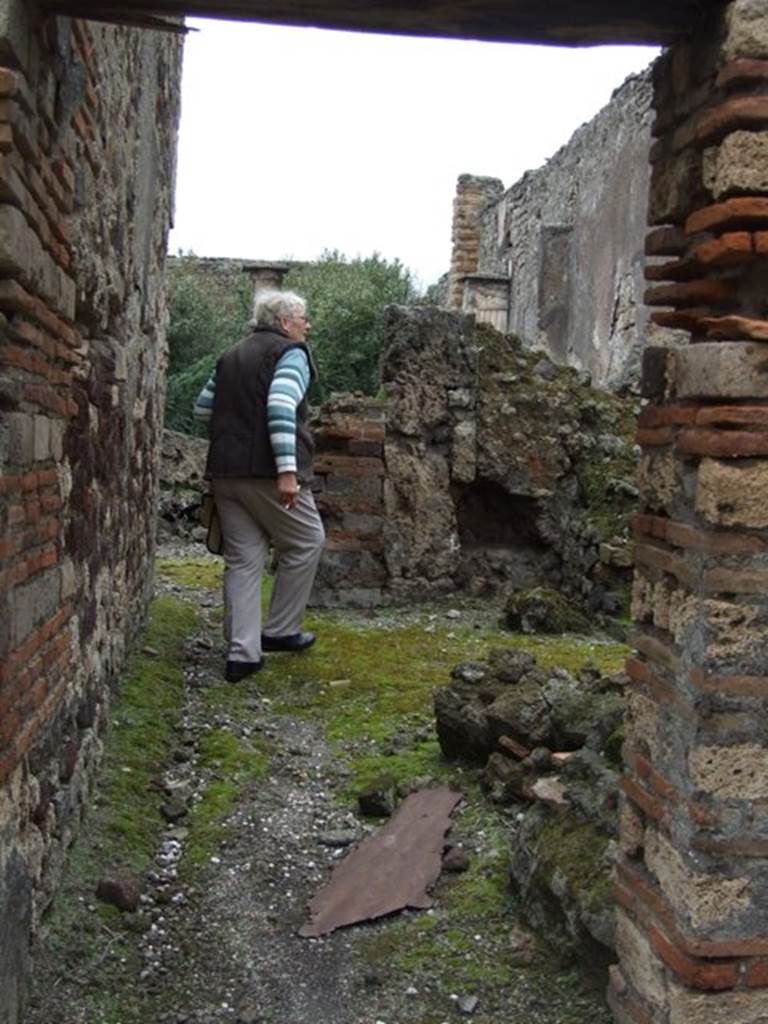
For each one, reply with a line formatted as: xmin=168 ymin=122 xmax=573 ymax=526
xmin=30 ymin=557 xmax=625 ymax=1024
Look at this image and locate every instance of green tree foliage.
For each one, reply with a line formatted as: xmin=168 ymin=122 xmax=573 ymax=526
xmin=164 ymin=250 xmax=418 ymax=435
xmin=284 ymin=250 xmax=417 ymax=401
xmin=165 ymin=351 xmax=219 ymax=437
xmin=166 ymin=255 xmax=251 ymax=377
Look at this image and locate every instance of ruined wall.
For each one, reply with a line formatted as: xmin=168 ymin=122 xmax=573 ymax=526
xmin=309 ymin=306 xmax=637 ymax=615
xmin=454 ymin=67 xmax=685 ymax=392
xmin=0 ymin=7 xmax=182 ymax=1021
xmin=611 ymin=2 xmax=768 ymax=1022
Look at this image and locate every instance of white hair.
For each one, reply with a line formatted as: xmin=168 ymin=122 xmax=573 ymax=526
xmin=250 ymin=289 xmax=306 ymax=328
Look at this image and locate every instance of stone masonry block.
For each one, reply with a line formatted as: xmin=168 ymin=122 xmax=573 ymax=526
xmin=10 ymin=570 xmax=62 ymax=649
xmin=615 ymin=911 xmax=668 ymax=1015
xmin=674 ymin=343 xmax=768 ymax=400
xmin=33 ymin=415 xmax=49 ymax=461
xmin=3 ymin=411 xmax=34 ymax=464
xmin=641 ymin=347 xmax=672 ymax=400
xmin=649 ymin=150 xmax=703 ymax=225
xmin=696 ymin=456 xmax=768 ymax=528
xmin=645 ymin=829 xmax=751 ymax=934
xmin=636 ymin=450 xmax=681 ymax=514
xmin=0 ymin=204 xmax=74 ymax=318
xmin=704 ymin=132 xmax=768 ymax=199
xmin=724 ymin=0 xmax=768 ymax=61
xmin=669 ymin=979 xmax=768 ymax=1024
xmin=626 ymin=689 xmax=661 ymax=762
xmin=690 ymin=743 xmax=768 ymax=800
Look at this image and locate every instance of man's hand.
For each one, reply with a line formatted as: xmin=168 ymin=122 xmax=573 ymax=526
xmin=276 ymin=471 xmax=301 ymax=510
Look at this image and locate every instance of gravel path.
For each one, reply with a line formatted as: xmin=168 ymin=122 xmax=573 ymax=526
xmin=26 ymin=567 xmax=613 ymax=1024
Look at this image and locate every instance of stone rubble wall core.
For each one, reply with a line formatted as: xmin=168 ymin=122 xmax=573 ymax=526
xmin=0 ymin=7 xmax=182 ymax=1022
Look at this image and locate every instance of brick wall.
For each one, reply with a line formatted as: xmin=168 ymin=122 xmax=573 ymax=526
xmin=611 ymin=2 xmax=768 ymax=1022
xmin=0 ymin=6 xmax=182 ymax=1021
xmin=310 ymin=394 xmax=388 ymax=607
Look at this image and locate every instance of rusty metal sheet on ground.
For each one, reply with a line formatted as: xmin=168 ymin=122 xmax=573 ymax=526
xmin=299 ymin=786 xmax=463 ymax=938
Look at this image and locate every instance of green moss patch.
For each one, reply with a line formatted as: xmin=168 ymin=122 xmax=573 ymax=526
xmin=30 ymin=594 xmax=200 ymax=1022
xmin=180 ymin=728 xmax=272 ymax=874
xmin=156 ymin=557 xmax=223 ymax=590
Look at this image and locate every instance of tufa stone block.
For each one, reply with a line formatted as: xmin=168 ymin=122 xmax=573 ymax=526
xmin=674 ymin=343 xmax=768 ymax=400
xmin=696 ymin=456 xmax=768 ymax=528
xmin=689 ymin=743 xmax=768 ymax=800
xmin=645 ymin=829 xmax=751 ymax=934
xmin=669 ymin=979 xmax=768 ymax=1023
xmin=704 ymin=132 xmax=768 ymax=199
xmin=724 ymin=0 xmax=768 ymax=61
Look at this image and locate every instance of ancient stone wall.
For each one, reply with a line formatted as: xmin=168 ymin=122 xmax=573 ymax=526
xmin=0 ymin=7 xmax=182 ymax=1021
xmin=309 ymin=307 xmax=638 ymax=615
xmin=611 ymin=2 xmax=768 ymax=1022
xmin=452 ymin=68 xmax=685 ymax=392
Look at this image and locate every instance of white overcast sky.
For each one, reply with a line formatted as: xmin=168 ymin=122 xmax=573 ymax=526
xmin=168 ymin=18 xmax=659 ymax=290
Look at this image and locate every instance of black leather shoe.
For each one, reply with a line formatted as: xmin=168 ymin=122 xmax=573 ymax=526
xmin=261 ymin=632 xmax=316 ymax=653
xmin=225 ymin=658 xmax=264 ymax=682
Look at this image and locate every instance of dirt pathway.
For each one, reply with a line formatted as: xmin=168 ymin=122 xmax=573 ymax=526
xmin=25 ymin=556 xmax=614 ymax=1024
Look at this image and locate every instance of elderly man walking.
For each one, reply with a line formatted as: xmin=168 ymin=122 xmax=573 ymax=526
xmin=194 ymin=290 xmax=325 ymax=682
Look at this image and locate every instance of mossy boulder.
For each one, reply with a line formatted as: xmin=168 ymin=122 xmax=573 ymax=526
xmin=434 ymin=650 xmax=625 ymax=762
xmin=509 ymin=806 xmax=617 ymax=964
xmin=503 ymin=588 xmax=594 ymax=635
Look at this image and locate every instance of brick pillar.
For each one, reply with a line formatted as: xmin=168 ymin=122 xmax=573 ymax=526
xmin=610 ymin=3 xmax=768 ymax=1023
xmin=447 ymin=174 xmax=504 ymax=311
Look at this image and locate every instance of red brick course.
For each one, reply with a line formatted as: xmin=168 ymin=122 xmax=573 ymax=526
xmin=704 ymin=566 xmax=768 ymax=594
xmin=687 ymin=198 xmax=768 ymax=235
xmin=690 ymin=667 xmax=768 ymax=698
xmin=678 ymin=427 xmax=768 ymax=457
xmin=644 ymin=278 xmax=735 ymax=308
xmin=617 ymin=859 xmax=768 ymax=959
xmin=716 ymin=59 xmax=768 ymax=90
xmin=314 ymin=454 xmax=385 ymax=478
xmin=698 ymin=314 xmax=768 ymax=341
xmin=625 ymin=655 xmax=694 ymax=718
xmin=633 ymin=513 xmax=768 ymax=555
xmin=696 ymin=96 xmax=768 ymax=145
xmin=692 ymin=232 xmax=754 ymax=267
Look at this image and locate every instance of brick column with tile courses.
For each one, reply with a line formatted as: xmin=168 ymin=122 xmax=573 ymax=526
xmin=310 ymin=394 xmax=388 ymax=607
xmin=610 ymin=3 xmax=768 ymax=1023
xmin=446 ymin=174 xmax=504 ymax=312
xmin=0 ymin=8 xmax=182 ymax=1022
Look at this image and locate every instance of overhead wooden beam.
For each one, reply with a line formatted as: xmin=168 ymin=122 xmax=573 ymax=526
xmin=37 ymin=0 xmax=729 ymax=47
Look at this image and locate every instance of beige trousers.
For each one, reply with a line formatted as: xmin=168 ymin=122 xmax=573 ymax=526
xmin=212 ymin=477 xmax=325 ymax=663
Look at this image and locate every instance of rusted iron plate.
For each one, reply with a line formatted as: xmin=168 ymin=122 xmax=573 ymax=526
xmin=299 ymin=786 xmax=463 ymax=938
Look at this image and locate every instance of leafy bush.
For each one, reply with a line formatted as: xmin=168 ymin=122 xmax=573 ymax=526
xmin=285 ymin=250 xmax=417 ymax=401
xmin=163 ymin=251 xmax=418 ymax=434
